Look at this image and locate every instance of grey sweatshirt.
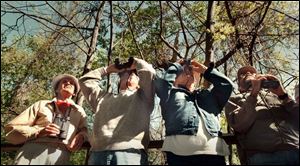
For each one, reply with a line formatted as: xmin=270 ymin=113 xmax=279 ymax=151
xmin=79 ymin=58 xmax=156 ymax=151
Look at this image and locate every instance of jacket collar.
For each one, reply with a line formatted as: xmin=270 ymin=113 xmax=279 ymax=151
xmin=46 ymin=98 xmax=80 ymax=112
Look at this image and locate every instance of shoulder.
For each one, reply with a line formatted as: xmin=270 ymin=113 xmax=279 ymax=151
xmin=32 ymin=100 xmax=53 ymax=108
xmin=71 ymin=104 xmax=87 ymax=116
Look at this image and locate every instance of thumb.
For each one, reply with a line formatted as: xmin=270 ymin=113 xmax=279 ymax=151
xmin=70 ymin=137 xmax=77 ymax=148
xmin=67 ymin=138 xmax=77 ymax=152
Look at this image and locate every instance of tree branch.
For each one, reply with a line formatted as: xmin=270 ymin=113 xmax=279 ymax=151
xmin=4 ymin=2 xmax=89 ymax=56
xmin=45 ymin=1 xmax=90 ymax=48
xmin=159 ymin=1 xmax=182 ymax=59
xmin=117 ymin=2 xmax=145 ymax=59
xmin=248 ymin=1 xmax=272 ymax=65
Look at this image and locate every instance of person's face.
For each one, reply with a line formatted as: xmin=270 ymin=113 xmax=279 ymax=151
xmin=238 ymin=71 xmax=256 ymax=93
xmin=127 ymin=72 xmax=139 ymax=88
xmin=175 ymin=65 xmax=196 ymax=92
xmin=57 ymin=78 xmax=76 ymax=97
xmin=119 ymin=70 xmax=139 ymax=89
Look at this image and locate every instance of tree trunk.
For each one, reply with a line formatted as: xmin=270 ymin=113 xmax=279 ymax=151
xmin=76 ymin=1 xmax=105 ymax=106
xmin=203 ymin=1 xmax=215 ymax=88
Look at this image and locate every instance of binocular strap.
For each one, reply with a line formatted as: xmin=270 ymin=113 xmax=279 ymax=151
xmin=50 ymin=101 xmax=71 ymax=127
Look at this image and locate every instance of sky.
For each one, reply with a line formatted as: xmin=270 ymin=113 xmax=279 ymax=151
xmin=1 ymin=1 xmax=44 ymax=44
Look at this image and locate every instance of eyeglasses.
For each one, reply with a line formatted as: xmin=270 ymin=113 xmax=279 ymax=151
xmin=61 ymin=79 xmax=75 ymax=86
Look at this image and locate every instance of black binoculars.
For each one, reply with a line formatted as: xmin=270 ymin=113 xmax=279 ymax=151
xmin=114 ymin=57 xmax=134 ymax=70
xmin=245 ymin=80 xmax=280 ymax=89
xmin=52 ymin=113 xmax=70 ymax=139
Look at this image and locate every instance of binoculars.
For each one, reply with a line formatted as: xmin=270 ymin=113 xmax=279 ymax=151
xmin=245 ymin=80 xmax=280 ymax=89
xmin=114 ymin=57 xmax=134 ymax=70
xmin=52 ymin=113 xmax=70 ymax=139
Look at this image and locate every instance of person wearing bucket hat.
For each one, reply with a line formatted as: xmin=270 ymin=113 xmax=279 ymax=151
xmin=52 ymin=74 xmax=80 ymax=96
xmin=154 ymin=59 xmax=234 ymax=165
xmin=225 ymin=66 xmax=299 ymax=165
xmin=79 ymin=57 xmax=156 ymax=165
xmin=5 ymin=74 xmax=88 ymax=165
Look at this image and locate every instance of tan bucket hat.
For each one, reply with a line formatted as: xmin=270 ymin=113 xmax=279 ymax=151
xmin=52 ymin=74 xmax=80 ymax=95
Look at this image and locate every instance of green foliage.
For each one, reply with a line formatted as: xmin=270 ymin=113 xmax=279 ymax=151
xmin=69 ymin=150 xmax=88 ymax=165
xmin=1 ymin=152 xmax=15 ymax=165
xmin=148 ymin=149 xmax=166 ymax=165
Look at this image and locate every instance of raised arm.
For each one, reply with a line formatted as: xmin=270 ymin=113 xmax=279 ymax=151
xmin=225 ymin=95 xmax=257 ymax=133
xmin=79 ymin=64 xmax=123 ymax=112
xmin=154 ymin=62 xmax=183 ymax=103
xmin=203 ymin=65 xmax=234 ymax=109
xmin=132 ymin=58 xmax=156 ymax=105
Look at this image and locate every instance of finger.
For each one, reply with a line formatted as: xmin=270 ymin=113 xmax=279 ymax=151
xmin=191 ymin=60 xmax=200 ymax=66
xmin=264 ymin=74 xmax=278 ymax=81
xmin=69 ymin=139 xmax=76 ymax=149
xmin=67 ymin=144 xmax=75 ymax=152
xmin=48 ymin=133 xmax=59 ymax=137
xmin=69 ymin=138 xmax=80 ymax=151
xmin=255 ymin=74 xmax=267 ymax=79
xmin=256 ymin=76 xmax=267 ymax=81
xmin=45 ymin=127 xmax=60 ymax=134
xmin=46 ymin=124 xmax=60 ymax=131
xmin=48 ymin=123 xmax=60 ymax=129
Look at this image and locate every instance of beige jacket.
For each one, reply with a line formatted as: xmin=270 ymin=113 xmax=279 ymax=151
xmin=5 ymin=98 xmax=88 ymax=147
xmin=79 ymin=58 xmax=156 ymax=151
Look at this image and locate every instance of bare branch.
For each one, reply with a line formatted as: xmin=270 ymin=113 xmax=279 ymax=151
xmin=82 ymin=1 xmax=106 ymax=75
xmin=159 ymin=1 xmax=182 ymax=59
xmin=269 ymin=7 xmax=299 ymax=22
xmin=175 ymin=2 xmax=189 ymax=58
xmin=3 ymin=2 xmax=94 ymax=31
xmin=248 ymin=1 xmax=272 ymax=65
xmin=4 ymin=2 xmax=89 ymax=55
xmin=205 ymin=1 xmax=215 ymax=64
xmin=45 ymin=1 xmax=90 ymax=48
xmin=106 ymin=1 xmax=114 ymax=91
xmin=116 ymin=2 xmax=145 ymax=59
xmin=215 ymin=42 xmax=243 ymax=68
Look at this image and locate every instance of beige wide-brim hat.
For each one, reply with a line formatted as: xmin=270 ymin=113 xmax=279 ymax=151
xmin=52 ymin=74 xmax=80 ymax=95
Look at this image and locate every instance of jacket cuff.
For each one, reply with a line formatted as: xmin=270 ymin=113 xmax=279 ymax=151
xmin=203 ymin=64 xmax=214 ymax=79
xmin=170 ymin=63 xmax=184 ymax=76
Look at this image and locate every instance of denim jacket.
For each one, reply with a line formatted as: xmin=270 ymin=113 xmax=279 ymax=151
xmin=155 ymin=63 xmax=233 ymax=137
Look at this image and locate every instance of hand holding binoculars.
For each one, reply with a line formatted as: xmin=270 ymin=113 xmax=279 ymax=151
xmin=52 ymin=113 xmax=70 ymax=139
